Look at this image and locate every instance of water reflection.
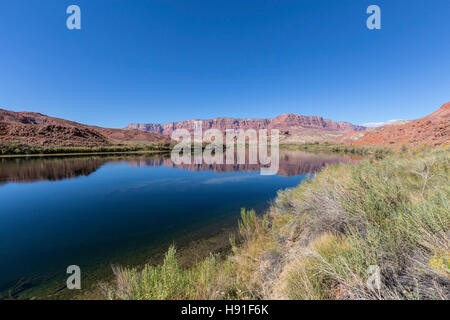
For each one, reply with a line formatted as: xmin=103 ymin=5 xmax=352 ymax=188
xmin=0 ymin=150 xmax=358 ymax=185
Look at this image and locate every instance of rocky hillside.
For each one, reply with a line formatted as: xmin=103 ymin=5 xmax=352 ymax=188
xmin=127 ymin=114 xmax=365 ymax=137
xmin=0 ymin=108 xmax=171 ymax=147
xmin=0 ymin=122 xmax=110 ymax=147
xmin=351 ymin=102 xmax=450 ymax=147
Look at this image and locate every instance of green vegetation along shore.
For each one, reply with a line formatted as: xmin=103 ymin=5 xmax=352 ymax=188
xmin=0 ymin=142 xmax=174 ymax=157
xmin=1 ymin=140 xmax=392 ymax=158
xmin=101 ymin=146 xmax=449 ymax=300
xmin=281 ymin=142 xmax=394 ymax=159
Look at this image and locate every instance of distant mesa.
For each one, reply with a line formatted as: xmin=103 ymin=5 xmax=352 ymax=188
xmin=126 ymin=114 xmax=365 ymax=135
xmin=126 ymin=113 xmax=366 ymax=144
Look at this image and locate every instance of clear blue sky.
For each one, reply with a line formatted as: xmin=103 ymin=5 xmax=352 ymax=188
xmin=0 ymin=0 xmax=449 ymax=128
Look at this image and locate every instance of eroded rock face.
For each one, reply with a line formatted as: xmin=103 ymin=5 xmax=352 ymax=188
xmin=127 ymin=114 xmax=366 ymax=136
xmin=351 ymin=102 xmax=450 ymax=147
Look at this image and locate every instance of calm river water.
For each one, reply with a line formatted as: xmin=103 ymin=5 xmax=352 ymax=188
xmin=0 ymin=150 xmax=357 ymax=298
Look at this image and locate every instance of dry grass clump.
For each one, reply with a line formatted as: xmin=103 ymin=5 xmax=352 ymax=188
xmin=102 ymin=147 xmax=449 ymax=300
xmin=276 ymin=147 xmax=449 ymax=300
xmin=279 ymin=233 xmax=355 ymax=299
xmin=229 ymin=209 xmax=282 ymax=299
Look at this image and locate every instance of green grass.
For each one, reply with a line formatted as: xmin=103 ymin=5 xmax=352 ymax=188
xmin=102 ymin=146 xmax=449 ymax=300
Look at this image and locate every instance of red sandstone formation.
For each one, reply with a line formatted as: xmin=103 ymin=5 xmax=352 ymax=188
xmin=351 ymin=102 xmax=449 ymax=147
xmin=126 ymin=114 xmax=365 ymax=136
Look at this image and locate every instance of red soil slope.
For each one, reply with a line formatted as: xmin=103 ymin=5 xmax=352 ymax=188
xmin=351 ymin=102 xmax=450 ymax=147
xmin=0 ymin=108 xmax=171 ymax=147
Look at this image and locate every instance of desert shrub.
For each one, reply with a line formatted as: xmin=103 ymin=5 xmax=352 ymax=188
xmin=278 ymin=147 xmax=449 ymax=299
xmin=101 ymin=246 xmax=233 ymax=300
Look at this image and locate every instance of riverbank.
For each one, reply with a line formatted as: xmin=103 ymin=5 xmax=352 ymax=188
xmin=281 ymin=143 xmax=394 ymax=159
xmin=1 ymin=141 xmax=389 ymax=159
xmin=1 ymin=138 xmax=397 ymax=157
xmin=0 ymin=142 xmax=173 ymax=157
xmin=102 ymin=146 xmax=449 ymax=300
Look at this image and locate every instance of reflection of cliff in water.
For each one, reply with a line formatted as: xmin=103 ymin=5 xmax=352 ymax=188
xmin=0 ymin=151 xmax=360 ymax=185
xmin=0 ymin=157 xmax=110 ymax=185
xmin=127 ymin=150 xmax=359 ymax=177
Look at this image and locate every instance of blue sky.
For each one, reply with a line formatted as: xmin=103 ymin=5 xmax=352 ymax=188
xmin=0 ymin=0 xmax=449 ymax=128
